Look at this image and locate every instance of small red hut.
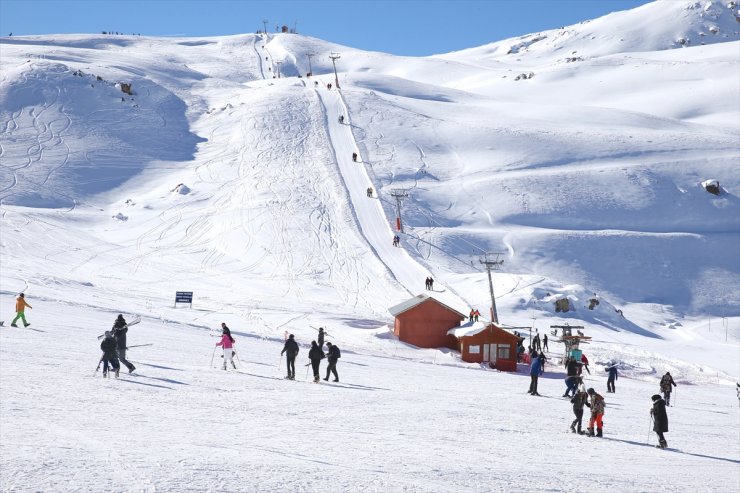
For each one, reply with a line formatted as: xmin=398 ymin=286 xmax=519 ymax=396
xmin=388 ymin=294 xmax=466 ymax=348
xmin=448 ymin=323 xmax=519 ymax=371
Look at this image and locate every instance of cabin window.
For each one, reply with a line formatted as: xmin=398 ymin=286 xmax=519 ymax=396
xmin=468 ymin=345 xmax=480 ymax=354
xmin=497 ymin=346 xmax=511 ymax=359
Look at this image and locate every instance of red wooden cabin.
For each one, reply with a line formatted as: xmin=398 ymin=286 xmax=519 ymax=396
xmin=448 ymin=323 xmax=519 ymax=371
xmin=388 ymin=294 xmax=466 ymax=348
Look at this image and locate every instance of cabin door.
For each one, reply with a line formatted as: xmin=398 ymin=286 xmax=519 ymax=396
xmin=482 ymin=344 xmax=491 ymax=362
xmin=491 ymin=344 xmax=498 ymax=365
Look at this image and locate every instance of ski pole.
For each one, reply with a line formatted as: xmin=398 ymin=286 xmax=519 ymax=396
xmin=210 ymin=346 xmax=216 ymax=368
xmin=234 ymin=350 xmax=242 ymax=368
xmin=673 ymin=386 xmax=677 ymax=408
xmin=305 ymin=363 xmax=310 ymax=381
xmin=647 ymin=416 xmax=653 ymax=445
xmin=93 ymin=357 xmax=103 ymax=376
xmin=277 ymin=353 xmax=283 ymax=375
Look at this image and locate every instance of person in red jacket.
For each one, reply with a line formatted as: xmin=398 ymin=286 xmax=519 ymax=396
xmin=580 ymin=353 xmax=591 ymax=374
xmin=11 ymin=293 xmax=32 ymax=327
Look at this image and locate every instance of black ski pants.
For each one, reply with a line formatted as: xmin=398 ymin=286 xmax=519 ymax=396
xmin=286 ymin=353 xmax=297 ymax=378
xmin=102 ymin=356 xmax=120 ymax=373
xmin=311 ymin=360 xmax=321 ymax=380
xmin=117 ymin=348 xmax=135 ymax=371
xmin=607 ymin=377 xmax=615 ymax=393
xmin=571 ymin=408 xmax=584 ymax=431
xmin=529 ymin=375 xmax=539 ymax=394
xmin=325 ymin=360 xmax=338 ymax=381
xmin=663 ymin=390 xmax=672 ymax=406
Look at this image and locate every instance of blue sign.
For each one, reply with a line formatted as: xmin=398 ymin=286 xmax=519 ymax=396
xmin=175 ymin=291 xmax=193 ymax=307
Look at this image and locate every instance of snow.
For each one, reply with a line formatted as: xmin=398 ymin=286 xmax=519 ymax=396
xmin=0 ymin=1 xmax=739 ymax=490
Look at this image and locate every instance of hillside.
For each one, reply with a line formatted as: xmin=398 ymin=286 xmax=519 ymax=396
xmin=0 ymin=1 xmax=739 ymax=490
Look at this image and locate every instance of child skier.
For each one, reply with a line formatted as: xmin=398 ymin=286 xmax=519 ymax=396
xmin=216 ymin=324 xmax=236 ymax=370
xmin=586 ymin=388 xmax=605 ymax=437
xmin=100 ymin=331 xmax=120 ymax=378
xmin=651 ymin=394 xmax=669 ymax=448
xmin=570 ymin=385 xmax=589 ymax=434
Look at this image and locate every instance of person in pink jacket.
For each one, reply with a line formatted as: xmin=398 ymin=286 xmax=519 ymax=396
xmin=216 ymin=323 xmax=236 ymax=370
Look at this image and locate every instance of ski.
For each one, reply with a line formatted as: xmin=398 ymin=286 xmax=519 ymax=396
xmin=97 ymin=316 xmax=140 ymax=339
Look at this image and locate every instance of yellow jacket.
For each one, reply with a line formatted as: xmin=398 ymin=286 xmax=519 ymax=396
xmin=15 ymin=296 xmax=31 ymax=312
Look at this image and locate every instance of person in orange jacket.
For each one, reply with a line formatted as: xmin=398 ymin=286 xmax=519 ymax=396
xmin=11 ymin=293 xmax=32 ymax=327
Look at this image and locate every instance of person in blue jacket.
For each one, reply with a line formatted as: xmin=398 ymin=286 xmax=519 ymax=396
xmin=528 ymin=350 xmax=544 ymax=396
xmin=606 ymin=364 xmax=618 ymax=393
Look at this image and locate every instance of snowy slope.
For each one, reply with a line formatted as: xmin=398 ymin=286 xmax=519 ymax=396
xmin=0 ymin=1 xmax=739 ymax=490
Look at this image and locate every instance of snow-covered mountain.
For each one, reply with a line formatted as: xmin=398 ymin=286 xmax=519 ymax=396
xmin=0 ymin=1 xmax=738 ymax=490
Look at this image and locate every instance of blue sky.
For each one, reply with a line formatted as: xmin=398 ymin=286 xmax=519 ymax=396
xmin=1 ymin=0 xmax=649 ymax=55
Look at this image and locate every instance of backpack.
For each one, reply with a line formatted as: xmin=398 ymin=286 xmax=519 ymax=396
xmin=334 ymin=346 xmax=341 ymax=359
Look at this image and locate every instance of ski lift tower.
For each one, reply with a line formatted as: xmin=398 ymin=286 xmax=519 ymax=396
xmin=479 ymin=252 xmax=504 ymax=324
xmin=329 ymin=52 xmax=341 ymax=89
xmin=551 ymin=324 xmax=589 ymax=361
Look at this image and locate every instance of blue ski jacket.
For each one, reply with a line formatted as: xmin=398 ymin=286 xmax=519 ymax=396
xmin=530 ymin=358 xmax=543 ymax=376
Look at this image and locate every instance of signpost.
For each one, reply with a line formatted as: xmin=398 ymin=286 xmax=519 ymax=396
xmin=174 ymin=291 xmax=193 ymax=308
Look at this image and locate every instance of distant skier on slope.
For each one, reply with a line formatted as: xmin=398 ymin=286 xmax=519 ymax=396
xmin=352 ymin=152 xmax=358 ymax=162
xmin=317 ymin=327 xmax=325 ymax=348
xmin=281 ymin=334 xmax=299 ymax=380
xmin=112 ymin=315 xmax=136 ymax=374
xmin=586 ymin=388 xmax=605 ymax=437
xmin=216 ymin=324 xmax=236 ymax=370
xmin=605 ymin=364 xmax=618 ymax=393
xmin=308 ymin=340 xmax=325 ymax=383
xmin=11 ymin=293 xmax=32 ymax=327
xmin=528 ymin=350 xmax=543 ymax=396
xmin=660 ymin=372 xmax=677 ymax=406
xmin=651 ymin=394 xmax=669 ymax=448
xmin=570 ymin=385 xmax=589 ymax=434
xmin=324 ymin=342 xmax=340 ymax=382
xmin=367 ymin=187 xmax=373 ymax=197
xmin=543 ymin=334 xmax=548 ymax=352
xmin=100 ymin=331 xmax=120 ymax=378
xmin=339 ymin=115 xmax=344 ymax=124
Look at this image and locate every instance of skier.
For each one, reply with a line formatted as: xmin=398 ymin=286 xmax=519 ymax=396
xmin=429 ymin=277 xmax=434 ymax=290
xmin=216 ymin=324 xmax=236 ymax=370
xmin=367 ymin=187 xmax=373 ymax=197
xmin=538 ymin=352 xmax=548 ymax=372
xmin=308 ymin=340 xmax=325 ymax=383
xmin=100 ymin=331 xmax=120 ymax=378
xmin=605 ymin=364 xmax=618 ymax=393
xmin=281 ymin=334 xmax=299 ymax=380
xmin=352 ymin=152 xmax=358 ymax=162
xmin=112 ymin=314 xmax=136 ymax=373
xmin=473 ymin=309 xmax=480 ymax=322
xmin=563 ymin=357 xmax=582 ymax=397
xmin=570 ymin=385 xmax=589 ymax=434
xmin=543 ymin=334 xmax=549 ymax=352
xmin=651 ymin=394 xmax=669 ymax=448
xmin=324 ymin=342 xmax=340 ymax=382
xmin=533 ymin=334 xmax=541 ymax=352
xmin=317 ymin=327 xmax=325 ymax=348
xmin=580 ymin=353 xmax=591 ymax=374
xmin=660 ymin=372 xmax=677 ymax=406
xmin=327 ymin=83 xmax=332 ymax=89
xmin=11 ymin=293 xmax=32 ymax=327
xmin=586 ymin=388 xmax=605 ymax=437
xmin=528 ymin=350 xmax=543 ymax=396
xmin=339 ymin=115 xmax=344 ymax=124
xmin=392 ymin=235 xmax=400 ymax=247
xmin=469 ymin=309 xmax=475 ymax=322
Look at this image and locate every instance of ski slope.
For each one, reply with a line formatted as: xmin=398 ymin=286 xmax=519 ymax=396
xmin=0 ymin=0 xmax=739 ymax=491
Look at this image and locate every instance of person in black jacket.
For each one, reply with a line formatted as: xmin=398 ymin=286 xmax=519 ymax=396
xmin=570 ymin=386 xmax=589 ymax=434
xmin=324 ymin=342 xmax=340 ymax=382
xmin=317 ymin=327 xmax=325 ymax=348
xmin=281 ymin=334 xmax=299 ymax=380
xmin=112 ymin=315 xmax=135 ymax=373
xmin=563 ymin=357 xmax=582 ymax=397
xmin=100 ymin=332 xmax=120 ymax=378
xmin=651 ymin=394 xmax=669 ymax=448
xmin=308 ymin=340 xmax=325 ymax=383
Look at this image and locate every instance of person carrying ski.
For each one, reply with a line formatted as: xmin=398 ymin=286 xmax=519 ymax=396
xmin=100 ymin=331 xmax=120 ymax=378
xmin=352 ymin=152 xmax=358 ymax=162
xmin=586 ymin=388 xmax=605 ymax=437
xmin=317 ymin=327 xmax=325 ymax=348
xmin=112 ymin=314 xmax=136 ymax=373
xmin=324 ymin=342 xmax=340 ymax=382
xmin=281 ymin=334 xmax=299 ymax=380
xmin=308 ymin=340 xmax=325 ymax=383
xmin=651 ymin=394 xmax=669 ymax=448
xmin=563 ymin=357 xmax=582 ymax=397
xmin=216 ymin=324 xmax=236 ymax=370
xmin=570 ymin=386 xmax=589 ymax=434
xmin=660 ymin=372 xmax=677 ymax=406
xmin=605 ymin=364 xmax=618 ymax=393
xmin=11 ymin=293 xmax=32 ymax=327
xmin=528 ymin=350 xmax=543 ymax=396
xmin=543 ymin=334 xmax=548 ymax=352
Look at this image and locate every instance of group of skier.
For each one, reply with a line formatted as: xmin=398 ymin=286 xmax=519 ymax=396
xmin=98 ymin=314 xmax=136 ymax=378
xmin=280 ymin=327 xmax=341 ymax=383
xmin=424 ymin=276 xmax=435 ymax=290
